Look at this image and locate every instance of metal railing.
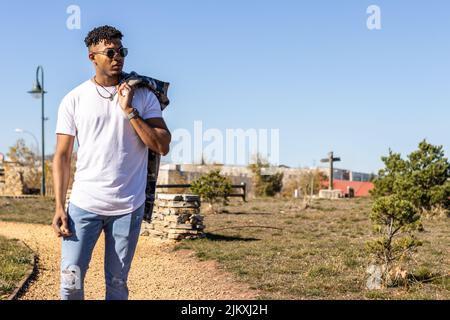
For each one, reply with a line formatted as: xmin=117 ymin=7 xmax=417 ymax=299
xmin=156 ymin=183 xmax=247 ymax=201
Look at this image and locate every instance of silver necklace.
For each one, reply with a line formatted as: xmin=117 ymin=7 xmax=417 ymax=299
xmin=93 ymin=77 xmax=117 ymax=101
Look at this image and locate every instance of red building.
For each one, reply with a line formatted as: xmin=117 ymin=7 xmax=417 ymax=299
xmin=322 ymin=179 xmax=374 ymax=197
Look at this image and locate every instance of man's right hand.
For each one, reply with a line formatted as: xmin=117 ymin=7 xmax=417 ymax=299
xmin=52 ymin=208 xmax=72 ymax=238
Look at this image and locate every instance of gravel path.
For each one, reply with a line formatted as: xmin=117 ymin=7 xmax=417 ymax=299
xmin=0 ymin=221 xmax=259 ymax=300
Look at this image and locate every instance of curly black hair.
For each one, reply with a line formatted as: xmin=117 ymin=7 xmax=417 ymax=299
xmin=84 ymin=25 xmax=123 ymax=48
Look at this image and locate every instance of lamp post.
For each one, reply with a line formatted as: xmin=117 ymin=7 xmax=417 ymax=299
xmin=14 ymin=128 xmax=40 ymax=155
xmin=27 ymin=66 xmax=47 ymax=197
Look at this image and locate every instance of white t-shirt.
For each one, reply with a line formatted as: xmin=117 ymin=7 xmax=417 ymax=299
xmin=55 ymin=79 xmax=162 ymax=216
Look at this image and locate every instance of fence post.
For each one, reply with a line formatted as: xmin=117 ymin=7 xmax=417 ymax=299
xmin=241 ymin=182 xmax=247 ymax=202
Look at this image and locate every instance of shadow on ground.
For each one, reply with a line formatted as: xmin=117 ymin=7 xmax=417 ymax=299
xmin=203 ymin=233 xmax=260 ymax=242
xmin=220 ymin=211 xmax=272 ymax=216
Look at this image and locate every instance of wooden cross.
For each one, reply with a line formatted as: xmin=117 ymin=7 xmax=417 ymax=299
xmin=320 ymin=151 xmax=341 ymax=190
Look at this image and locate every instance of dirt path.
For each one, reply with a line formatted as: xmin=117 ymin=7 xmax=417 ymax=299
xmin=0 ymin=221 xmax=259 ymax=300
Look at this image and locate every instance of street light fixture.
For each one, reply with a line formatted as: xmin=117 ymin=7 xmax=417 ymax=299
xmin=27 ymin=65 xmax=47 ymax=197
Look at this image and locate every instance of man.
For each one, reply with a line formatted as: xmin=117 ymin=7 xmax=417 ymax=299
xmin=52 ymin=25 xmax=171 ymax=300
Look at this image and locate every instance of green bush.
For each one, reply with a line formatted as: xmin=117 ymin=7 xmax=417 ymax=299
xmin=190 ymin=170 xmax=233 ymax=213
xmin=371 ymin=140 xmax=450 ymax=213
xmin=366 ymin=195 xmax=422 ymax=286
xmin=248 ymin=157 xmax=283 ymax=197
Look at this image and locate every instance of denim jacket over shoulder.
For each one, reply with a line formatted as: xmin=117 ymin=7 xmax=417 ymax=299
xmin=119 ymin=71 xmax=170 ymax=221
xmin=119 ymin=71 xmax=170 ymax=111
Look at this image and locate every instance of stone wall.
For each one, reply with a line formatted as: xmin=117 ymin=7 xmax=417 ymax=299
xmin=141 ymin=193 xmax=205 ymax=241
xmin=0 ymin=158 xmax=43 ymax=196
xmin=0 ymin=162 xmax=27 ymax=196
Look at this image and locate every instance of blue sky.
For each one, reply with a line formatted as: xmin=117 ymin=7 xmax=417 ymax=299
xmin=0 ymin=0 xmax=449 ymax=173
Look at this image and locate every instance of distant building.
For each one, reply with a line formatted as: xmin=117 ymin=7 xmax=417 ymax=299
xmin=316 ymin=167 xmax=374 ymax=182
xmin=157 ymin=163 xmax=375 ymax=198
xmin=315 ymin=166 xmax=375 ymax=197
xmin=331 ymin=180 xmax=374 ymax=197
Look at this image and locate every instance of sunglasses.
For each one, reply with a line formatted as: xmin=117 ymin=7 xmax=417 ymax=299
xmin=91 ymin=47 xmax=128 ymax=59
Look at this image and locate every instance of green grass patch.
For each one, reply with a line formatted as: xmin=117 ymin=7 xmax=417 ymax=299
xmin=0 ymin=235 xmax=34 ymax=299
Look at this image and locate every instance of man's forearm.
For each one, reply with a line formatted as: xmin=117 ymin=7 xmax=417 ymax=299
xmin=53 ymin=154 xmax=71 ymax=211
xmin=129 ymin=115 xmax=171 ymax=155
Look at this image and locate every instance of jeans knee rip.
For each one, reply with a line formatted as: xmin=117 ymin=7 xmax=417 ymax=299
xmin=61 ymin=265 xmax=81 ymax=290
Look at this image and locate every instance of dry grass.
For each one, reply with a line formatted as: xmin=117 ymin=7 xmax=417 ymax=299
xmin=174 ymin=197 xmax=450 ymax=300
xmin=0 ymin=197 xmax=54 ymax=225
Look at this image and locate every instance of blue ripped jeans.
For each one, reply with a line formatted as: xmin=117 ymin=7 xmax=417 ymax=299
xmin=60 ymin=202 xmax=144 ymax=300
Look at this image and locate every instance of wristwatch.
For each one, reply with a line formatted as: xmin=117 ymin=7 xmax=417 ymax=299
xmin=127 ymin=108 xmax=140 ymax=120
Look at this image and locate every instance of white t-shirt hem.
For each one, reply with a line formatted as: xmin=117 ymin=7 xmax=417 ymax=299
xmin=69 ymin=198 xmax=146 ymax=216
